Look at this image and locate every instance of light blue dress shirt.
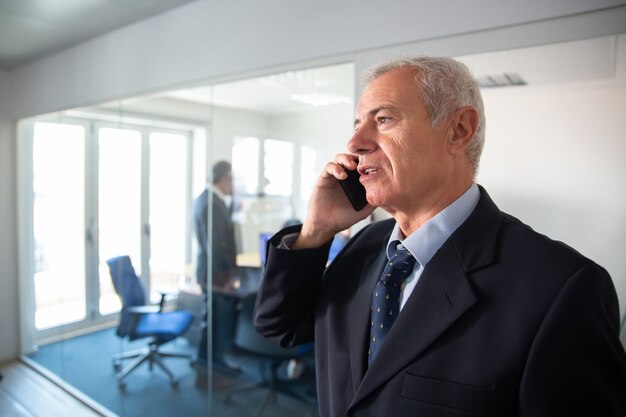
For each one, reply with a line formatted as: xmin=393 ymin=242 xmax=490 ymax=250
xmin=280 ymin=183 xmax=480 ymax=311
xmin=390 ymin=183 xmax=480 ymax=310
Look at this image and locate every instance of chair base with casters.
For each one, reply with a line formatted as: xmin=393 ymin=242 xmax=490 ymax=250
xmin=113 ymin=337 xmax=193 ymax=389
xmin=222 ymin=357 xmax=316 ymax=417
xmin=220 ymin=292 xmax=317 ymax=417
xmin=107 ymin=255 xmax=195 ymax=389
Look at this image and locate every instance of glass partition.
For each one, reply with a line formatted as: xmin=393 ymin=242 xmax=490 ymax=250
xmin=202 ymin=62 xmax=355 ymax=416
xmin=22 ymin=102 xmax=210 ymax=415
xmin=21 ymin=61 xmax=355 ymax=416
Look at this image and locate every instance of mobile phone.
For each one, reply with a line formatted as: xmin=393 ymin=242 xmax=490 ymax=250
xmin=338 ymin=169 xmax=368 ymax=211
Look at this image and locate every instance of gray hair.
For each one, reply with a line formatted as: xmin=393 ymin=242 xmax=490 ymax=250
xmin=212 ymin=160 xmax=232 ymax=184
xmin=362 ymin=56 xmax=486 ymax=173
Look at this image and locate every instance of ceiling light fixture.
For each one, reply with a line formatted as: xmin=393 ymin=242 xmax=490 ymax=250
xmin=475 ymin=72 xmax=527 ymax=88
xmin=290 ymin=92 xmax=351 ymax=106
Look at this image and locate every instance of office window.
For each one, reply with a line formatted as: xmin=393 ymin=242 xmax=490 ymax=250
xmin=232 ymin=137 xmax=295 ymax=197
xmin=98 ymin=126 xmax=142 ymax=315
xmin=232 ymin=136 xmax=260 ymax=196
xmin=263 ymin=139 xmax=294 ymax=196
xmin=149 ymin=131 xmax=188 ymax=295
xmin=26 ymin=116 xmax=197 ymax=338
xmin=300 ymin=145 xmax=317 ymax=200
xmin=32 ymin=122 xmax=86 ymax=329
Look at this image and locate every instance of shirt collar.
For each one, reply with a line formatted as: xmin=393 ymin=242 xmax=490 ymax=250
xmin=211 ymin=185 xmax=231 ymax=207
xmin=387 ymin=183 xmax=480 ymax=266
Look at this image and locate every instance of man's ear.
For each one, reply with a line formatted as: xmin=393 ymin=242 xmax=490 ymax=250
xmin=447 ymin=106 xmax=478 ymax=154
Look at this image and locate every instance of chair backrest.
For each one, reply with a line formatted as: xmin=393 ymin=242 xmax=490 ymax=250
xmin=107 ymin=255 xmax=146 ymax=337
xmin=234 ymin=292 xmax=306 ymax=358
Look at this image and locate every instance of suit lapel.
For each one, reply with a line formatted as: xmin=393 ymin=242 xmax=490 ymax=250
xmin=350 ymin=240 xmax=477 ymax=407
xmin=348 ymin=247 xmax=388 ymax=389
xmin=348 ymin=185 xmax=501 ymax=408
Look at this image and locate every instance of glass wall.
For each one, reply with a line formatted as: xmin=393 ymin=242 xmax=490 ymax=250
xmin=199 ymin=62 xmax=356 ymax=416
xmin=21 ymin=62 xmax=355 ymax=416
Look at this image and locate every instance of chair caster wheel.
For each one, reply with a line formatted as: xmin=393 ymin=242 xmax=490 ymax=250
xmin=118 ymin=381 xmax=127 ymax=392
xmin=113 ymin=361 xmax=121 ymax=372
xmin=171 ymin=378 xmax=179 ymax=388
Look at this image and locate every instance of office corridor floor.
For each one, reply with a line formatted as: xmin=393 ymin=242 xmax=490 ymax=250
xmin=0 ymin=360 xmax=103 ymax=417
xmin=25 ymin=327 xmax=318 ymax=417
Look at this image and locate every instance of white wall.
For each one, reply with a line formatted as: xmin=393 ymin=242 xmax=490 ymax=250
xmin=2 ymin=0 xmax=626 ymax=362
xmin=478 ymin=78 xmax=626 ymax=310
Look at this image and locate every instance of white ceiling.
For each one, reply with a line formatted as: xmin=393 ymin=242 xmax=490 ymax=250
xmin=0 ymin=0 xmax=197 ymax=69
xmin=2 ymin=0 xmax=621 ymax=114
xmin=149 ymin=35 xmax=623 ymax=115
xmin=163 ymin=62 xmax=357 ymax=114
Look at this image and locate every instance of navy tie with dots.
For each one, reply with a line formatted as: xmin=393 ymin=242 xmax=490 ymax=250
xmin=368 ymin=241 xmax=416 ymax=365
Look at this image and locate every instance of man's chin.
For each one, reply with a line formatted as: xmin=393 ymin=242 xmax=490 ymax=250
xmin=364 ymin=192 xmax=389 ymax=210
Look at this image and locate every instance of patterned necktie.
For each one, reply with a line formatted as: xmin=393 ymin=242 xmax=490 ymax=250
xmin=368 ymin=241 xmax=416 ymax=365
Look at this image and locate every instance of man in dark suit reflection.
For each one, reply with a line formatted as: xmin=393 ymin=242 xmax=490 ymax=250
xmin=193 ymin=160 xmax=239 ymax=372
xmin=193 ymin=160 xmax=238 ymax=292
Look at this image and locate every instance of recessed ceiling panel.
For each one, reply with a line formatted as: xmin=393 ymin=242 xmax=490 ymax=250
xmin=165 ymin=63 xmax=355 ymax=114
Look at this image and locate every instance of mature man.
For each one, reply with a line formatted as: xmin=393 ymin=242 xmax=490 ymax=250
xmin=254 ymin=57 xmax=626 ymax=416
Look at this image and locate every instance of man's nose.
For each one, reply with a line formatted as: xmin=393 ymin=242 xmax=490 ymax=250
xmin=347 ymin=123 xmax=377 ymax=155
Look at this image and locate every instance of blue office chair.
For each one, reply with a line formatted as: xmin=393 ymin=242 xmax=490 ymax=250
xmin=107 ymin=255 xmax=194 ymax=389
xmin=221 ymin=292 xmax=317 ymax=416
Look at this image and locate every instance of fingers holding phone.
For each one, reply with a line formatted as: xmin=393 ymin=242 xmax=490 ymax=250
xmin=295 ymin=155 xmax=372 ymax=249
xmin=338 ymin=169 xmax=368 ymax=211
xmin=328 ymin=154 xmax=367 ymax=211
xmin=325 ymin=154 xmax=371 ymax=213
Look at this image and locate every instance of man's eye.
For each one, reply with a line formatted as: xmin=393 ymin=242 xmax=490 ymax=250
xmin=377 ymin=117 xmax=389 ymax=125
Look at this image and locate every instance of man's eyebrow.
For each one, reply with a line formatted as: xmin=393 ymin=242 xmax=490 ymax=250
xmin=369 ymin=105 xmax=391 ymax=116
xmin=354 ymin=105 xmax=395 ymax=127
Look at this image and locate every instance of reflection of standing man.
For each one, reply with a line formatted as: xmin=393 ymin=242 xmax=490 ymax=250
xmin=193 ymin=160 xmax=237 ymax=292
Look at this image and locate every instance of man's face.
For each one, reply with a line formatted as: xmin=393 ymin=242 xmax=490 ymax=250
xmin=217 ymin=173 xmax=233 ymax=196
xmin=349 ymin=67 xmax=458 ymax=216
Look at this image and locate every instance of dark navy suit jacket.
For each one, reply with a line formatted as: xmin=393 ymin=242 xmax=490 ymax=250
xmin=193 ymin=188 xmax=237 ymax=290
xmin=254 ymin=186 xmax=626 ymax=416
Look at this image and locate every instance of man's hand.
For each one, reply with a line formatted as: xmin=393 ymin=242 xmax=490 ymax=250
xmin=294 ymin=154 xmax=374 ymax=249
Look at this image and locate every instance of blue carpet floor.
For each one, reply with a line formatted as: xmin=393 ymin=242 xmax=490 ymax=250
xmin=28 ymin=328 xmax=318 ymax=417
